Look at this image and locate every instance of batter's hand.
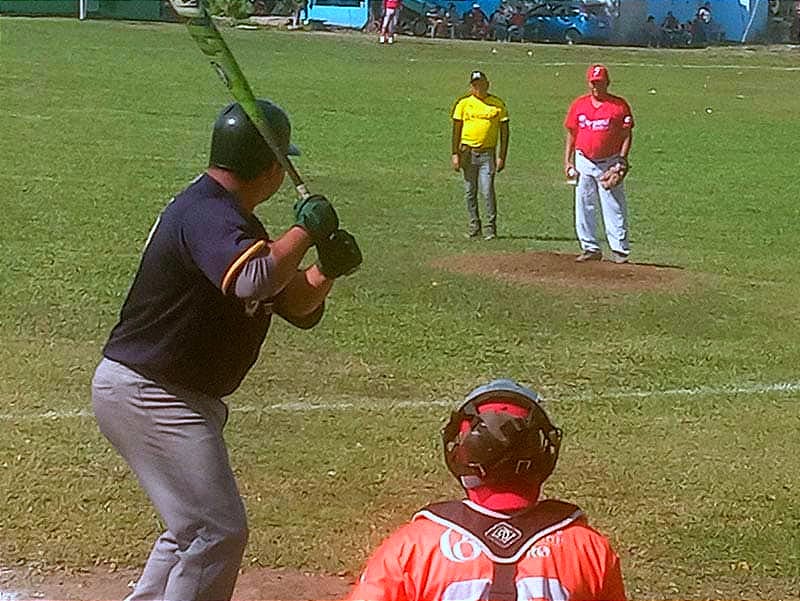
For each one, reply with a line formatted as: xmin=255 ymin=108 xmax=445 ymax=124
xmin=451 ymin=153 xmax=460 ymax=171
xmin=496 ymin=157 xmax=505 ymax=173
xmin=293 ymin=195 xmax=339 ymax=244
xmin=316 ymin=229 xmax=362 ymax=278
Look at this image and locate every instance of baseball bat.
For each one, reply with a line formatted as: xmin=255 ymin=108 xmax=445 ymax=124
xmin=168 ymin=0 xmax=310 ymax=200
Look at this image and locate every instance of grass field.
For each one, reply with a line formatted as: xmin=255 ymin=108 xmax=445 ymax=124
xmin=1 ymin=15 xmax=800 ymax=599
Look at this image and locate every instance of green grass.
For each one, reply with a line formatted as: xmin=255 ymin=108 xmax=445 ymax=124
xmin=1 ymin=16 xmax=800 ymax=598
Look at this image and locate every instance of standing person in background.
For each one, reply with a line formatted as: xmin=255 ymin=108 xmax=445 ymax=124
xmin=564 ymin=64 xmax=634 ymax=263
xmin=380 ymin=0 xmax=402 ymax=43
xmin=92 ymin=100 xmax=362 ymax=601
xmin=348 ymin=378 xmax=627 ymax=601
xmin=451 ymin=70 xmax=509 ymax=241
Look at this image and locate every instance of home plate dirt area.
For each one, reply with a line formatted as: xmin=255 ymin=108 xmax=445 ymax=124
xmin=431 ymin=251 xmax=687 ymax=292
xmin=0 ymin=565 xmax=353 ymax=600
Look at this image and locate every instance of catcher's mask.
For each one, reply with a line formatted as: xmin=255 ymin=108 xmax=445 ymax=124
xmin=442 ymin=379 xmax=562 ymax=490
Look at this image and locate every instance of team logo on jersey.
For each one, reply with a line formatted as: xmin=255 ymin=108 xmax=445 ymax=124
xmin=577 ymin=114 xmax=610 ymax=131
xmin=440 ymin=529 xmax=481 ymax=562
xmin=484 ymin=522 xmax=522 ymax=549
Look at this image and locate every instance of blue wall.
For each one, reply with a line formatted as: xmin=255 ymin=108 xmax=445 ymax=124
xmin=308 ymin=1 xmax=368 ymax=27
xmin=645 ymin=0 xmax=768 ymax=42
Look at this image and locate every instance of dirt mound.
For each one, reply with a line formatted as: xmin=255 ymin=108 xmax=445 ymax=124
xmin=431 ymin=251 xmax=686 ymax=292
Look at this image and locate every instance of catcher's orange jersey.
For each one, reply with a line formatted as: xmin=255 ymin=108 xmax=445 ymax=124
xmin=348 ymin=500 xmax=625 ymax=601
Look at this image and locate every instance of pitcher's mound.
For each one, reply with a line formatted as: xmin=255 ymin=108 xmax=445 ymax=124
xmin=432 ymin=251 xmax=686 ymax=292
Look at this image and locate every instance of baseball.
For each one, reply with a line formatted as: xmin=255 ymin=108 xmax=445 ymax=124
xmin=567 ymin=167 xmax=577 ymax=178
xmin=527 ymin=50 xmax=533 ymax=56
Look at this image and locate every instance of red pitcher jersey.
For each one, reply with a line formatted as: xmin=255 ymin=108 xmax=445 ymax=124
xmin=564 ymin=94 xmax=634 ymax=160
xmin=348 ymin=500 xmax=625 ymax=601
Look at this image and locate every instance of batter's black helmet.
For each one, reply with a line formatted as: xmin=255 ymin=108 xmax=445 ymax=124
xmin=442 ymin=379 xmax=561 ymax=489
xmin=209 ymin=99 xmax=300 ymax=180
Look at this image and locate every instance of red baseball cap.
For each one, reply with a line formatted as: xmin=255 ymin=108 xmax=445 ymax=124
xmin=587 ymin=63 xmax=610 ymax=82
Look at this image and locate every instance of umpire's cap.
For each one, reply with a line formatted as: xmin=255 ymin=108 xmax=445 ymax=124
xmin=209 ymin=99 xmax=300 ymax=180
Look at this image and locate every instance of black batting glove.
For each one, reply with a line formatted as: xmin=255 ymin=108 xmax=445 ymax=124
xmin=316 ymin=229 xmax=362 ymax=278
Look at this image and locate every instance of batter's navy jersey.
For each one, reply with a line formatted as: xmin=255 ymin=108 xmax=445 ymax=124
xmin=103 ymin=174 xmax=274 ymax=398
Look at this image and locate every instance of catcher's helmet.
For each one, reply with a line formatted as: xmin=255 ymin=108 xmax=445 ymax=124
xmin=209 ymin=99 xmax=299 ymax=180
xmin=442 ymin=379 xmax=561 ymax=489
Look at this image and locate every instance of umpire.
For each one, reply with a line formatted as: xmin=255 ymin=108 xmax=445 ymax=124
xmin=92 ymin=100 xmax=361 ymax=601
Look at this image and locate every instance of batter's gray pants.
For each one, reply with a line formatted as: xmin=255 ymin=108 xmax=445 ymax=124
xmin=92 ymin=358 xmax=248 ymax=601
xmin=462 ymin=148 xmax=497 ymax=236
xmin=574 ymin=150 xmax=630 ymax=255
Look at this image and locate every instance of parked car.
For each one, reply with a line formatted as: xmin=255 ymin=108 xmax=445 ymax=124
xmin=523 ymin=2 xmax=612 ymax=44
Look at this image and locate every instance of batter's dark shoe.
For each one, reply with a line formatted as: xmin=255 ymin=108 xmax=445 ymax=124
xmin=575 ymin=250 xmax=602 ymax=262
xmin=467 ymin=227 xmax=482 ymax=239
xmin=483 ymin=231 xmax=496 ymax=240
xmin=610 ymin=251 xmax=630 ymax=264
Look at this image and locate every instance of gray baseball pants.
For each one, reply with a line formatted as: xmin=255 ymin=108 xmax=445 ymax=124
xmin=92 ymin=358 xmax=248 ymax=601
xmin=574 ymin=150 xmax=630 ymax=255
xmin=462 ymin=148 xmax=497 ymax=236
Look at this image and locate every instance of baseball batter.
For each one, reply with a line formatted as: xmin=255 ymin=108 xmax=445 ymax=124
xmin=92 ymin=100 xmax=362 ymax=601
xmin=348 ymin=379 xmax=626 ymax=601
xmin=564 ymin=64 xmax=634 ymax=263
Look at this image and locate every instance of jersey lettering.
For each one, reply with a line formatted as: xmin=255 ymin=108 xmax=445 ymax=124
xmin=577 ymin=115 xmax=610 ymax=131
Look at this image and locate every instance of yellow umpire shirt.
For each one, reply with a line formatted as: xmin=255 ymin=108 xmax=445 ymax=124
xmin=452 ymin=94 xmax=509 ymax=149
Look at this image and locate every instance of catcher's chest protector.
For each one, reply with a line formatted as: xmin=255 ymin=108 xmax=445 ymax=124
xmin=416 ymin=500 xmax=583 ymax=601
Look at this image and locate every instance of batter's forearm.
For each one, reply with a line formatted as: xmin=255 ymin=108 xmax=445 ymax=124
xmin=274 ymin=266 xmax=333 ymax=320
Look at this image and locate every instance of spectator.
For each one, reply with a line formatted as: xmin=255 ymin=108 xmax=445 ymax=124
xmin=507 ymin=5 xmax=526 ymax=41
xmin=426 ymin=4 xmax=446 ymax=37
xmin=348 ymin=379 xmax=627 ymax=601
xmin=444 ymin=1 xmax=458 ymax=38
xmin=792 ymin=0 xmax=800 ymax=43
xmin=680 ymin=20 xmax=693 ymax=46
xmin=642 ymin=14 xmax=660 ymax=47
xmin=489 ymin=6 xmax=510 ymax=41
xmin=468 ymin=2 xmax=490 ymax=39
xmin=379 ymin=0 xmax=402 ymax=43
xmin=660 ymin=11 xmax=680 ymax=46
xmin=291 ymin=0 xmax=308 ymax=27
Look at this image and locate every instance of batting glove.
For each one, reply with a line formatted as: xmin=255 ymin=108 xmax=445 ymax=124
xmin=293 ymin=194 xmax=339 ymax=244
xmin=316 ymin=229 xmax=362 ymax=278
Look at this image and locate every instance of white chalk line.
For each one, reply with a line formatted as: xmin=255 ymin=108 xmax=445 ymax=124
xmin=1 ymin=380 xmax=798 ymax=422
xmin=538 ymin=61 xmax=800 ymax=72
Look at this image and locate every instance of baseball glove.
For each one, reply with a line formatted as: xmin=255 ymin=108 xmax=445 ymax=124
xmin=599 ymin=158 xmax=628 ymax=190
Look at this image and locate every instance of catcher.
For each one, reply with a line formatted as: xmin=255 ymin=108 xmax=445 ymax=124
xmin=348 ymin=379 xmax=626 ymax=601
xmin=564 ymin=64 xmax=634 ymax=264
